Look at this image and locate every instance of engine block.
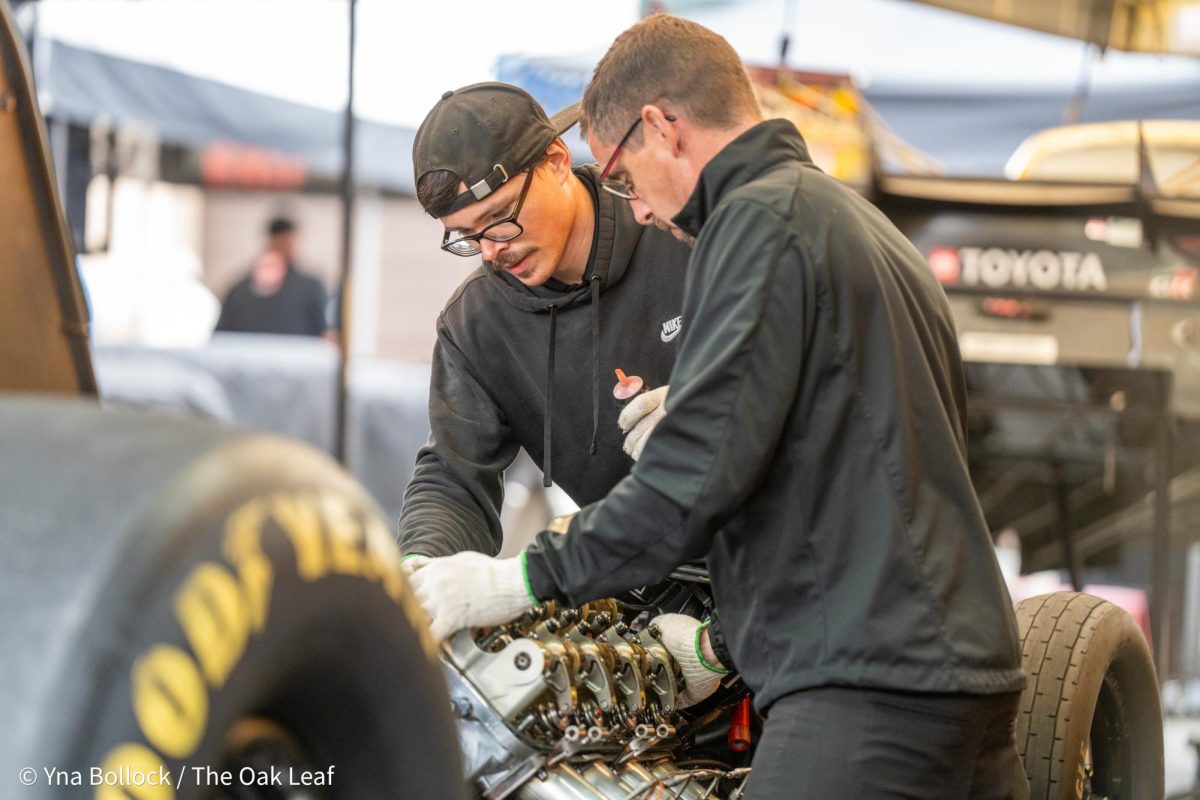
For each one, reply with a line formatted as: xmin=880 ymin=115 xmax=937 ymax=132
xmin=441 ymin=600 xmax=750 ymax=800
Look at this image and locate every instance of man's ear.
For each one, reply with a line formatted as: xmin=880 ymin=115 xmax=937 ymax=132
xmin=641 ymin=104 xmax=680 ymax=156
xmin=543 ymin=139 xmax=573 ymax=183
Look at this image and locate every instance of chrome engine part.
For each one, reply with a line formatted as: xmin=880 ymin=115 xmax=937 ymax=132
xmin=441 ymin=600 xmax=751 ymax=800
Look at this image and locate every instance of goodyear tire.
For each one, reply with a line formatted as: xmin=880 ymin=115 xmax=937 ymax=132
xmin=0 ymin=397 xmax=464 ymax=800
xmin=1016 ymin=592 xmax=1164 ymax=800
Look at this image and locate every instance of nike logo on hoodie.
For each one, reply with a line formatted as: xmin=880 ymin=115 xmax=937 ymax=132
xmin=661 ymin=315 xmax=683 ymax=342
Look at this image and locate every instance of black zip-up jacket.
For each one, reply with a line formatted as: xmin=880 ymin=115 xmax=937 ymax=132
xmin=397 ymin=166 xmax=690 ymax=557
xmin=525 ymin=120 xmax=1026 ymax=711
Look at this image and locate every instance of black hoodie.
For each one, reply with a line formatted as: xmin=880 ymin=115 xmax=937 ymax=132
xmin=397 ymin=165 xmax=691 ymax=557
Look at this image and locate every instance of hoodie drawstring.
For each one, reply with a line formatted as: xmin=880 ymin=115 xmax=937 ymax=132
xmin=543 ymin=304 xmax=558 ymax=488
xmin=589 ymin=275 xmax=602 ymax=455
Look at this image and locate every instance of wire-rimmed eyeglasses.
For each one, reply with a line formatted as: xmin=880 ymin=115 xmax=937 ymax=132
xmin=598 ymin=114 xmax=675 ymax=200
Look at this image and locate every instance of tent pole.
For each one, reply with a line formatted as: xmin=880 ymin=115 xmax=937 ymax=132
xmin=334 ymin=0 xmax=357 ymax=465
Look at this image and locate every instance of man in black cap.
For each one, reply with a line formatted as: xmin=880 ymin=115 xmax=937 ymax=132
xmin=397 ymin=82 xmax=690 ymax=570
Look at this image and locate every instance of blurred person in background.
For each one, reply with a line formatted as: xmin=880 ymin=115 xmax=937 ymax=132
xmin=215 ymin=216 xmax=330 ymax=338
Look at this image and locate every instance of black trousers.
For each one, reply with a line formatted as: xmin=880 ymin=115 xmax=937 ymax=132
xmin=742 ymin=686 xmax=1029 ymax=799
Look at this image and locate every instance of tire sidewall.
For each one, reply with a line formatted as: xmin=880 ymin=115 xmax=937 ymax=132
xmin=27 ymin=437 xmax=462 ymax=800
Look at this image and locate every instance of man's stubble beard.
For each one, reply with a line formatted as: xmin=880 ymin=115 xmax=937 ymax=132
xmin=653 ymin=217 xmax=695 ymax=248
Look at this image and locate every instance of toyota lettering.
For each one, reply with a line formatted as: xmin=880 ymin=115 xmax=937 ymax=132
xmin=927 ymin=247 xmax=1107 ymax=292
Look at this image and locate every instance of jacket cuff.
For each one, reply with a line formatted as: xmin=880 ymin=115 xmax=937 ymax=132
xmin=524 ymin=542 xmax=570 ymax=604
xmin=517 ymin=550 xmax=541 ymax=607
xmin=395 ymin=534 xmax=455 ymax=559
xmin=706 ymin=609 xmax=736 ymax=671
xmin=695 ymin=621 xmax=732 ymax=674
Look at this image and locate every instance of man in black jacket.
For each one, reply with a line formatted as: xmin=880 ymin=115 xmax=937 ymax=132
xmin=398 ymin=83 xmax=688 ymax=565
xmin=412 ymin=18 xmax=1028 ymax=799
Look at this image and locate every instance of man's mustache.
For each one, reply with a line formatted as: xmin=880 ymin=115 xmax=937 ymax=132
xmin=493 ymin=246 xmax=537 ymax=269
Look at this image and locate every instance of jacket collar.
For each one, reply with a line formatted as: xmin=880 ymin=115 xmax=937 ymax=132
xmin=672 ymin=119 xmax=813 ymax=238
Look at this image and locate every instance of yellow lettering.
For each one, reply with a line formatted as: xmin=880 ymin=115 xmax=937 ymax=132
xmin=320 ymin=493 xmax=363 ymax=576
xmin=271 ymin=495 xmax=327 ymax=581
xmin=94 ymin=743 xmax=174 ymax=800
xmin=132 ymin=645 xmax=207 ymax=759
xmin=174 ymin=563 xmax=250 ymax=689
xmin=223 ymin=501 xmax=273 ymax=632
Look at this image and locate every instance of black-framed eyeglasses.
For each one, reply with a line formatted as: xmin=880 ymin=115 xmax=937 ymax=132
xmin=598 ymin=114 xmax=675 ymax=201
xmin=441 ymin=167 xmax=536 ymax=257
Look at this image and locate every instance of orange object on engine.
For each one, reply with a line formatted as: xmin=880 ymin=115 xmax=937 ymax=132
xmin=728 ymin=696 xmax=751 ymax=752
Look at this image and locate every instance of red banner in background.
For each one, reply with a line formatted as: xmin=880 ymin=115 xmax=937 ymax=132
xmin=201 ymin=141 xmax=307 ymax=189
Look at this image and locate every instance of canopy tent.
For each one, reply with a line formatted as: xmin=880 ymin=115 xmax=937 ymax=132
xmin=16 ymin=0 xmax=640 ymax=192
xmin=37 ymin=38 xmax=415 ymax=192
xmin=20 ymin=0 xmax=1200 ymax=182
xmin=912 ymin=0 xmax=1200 ymax=56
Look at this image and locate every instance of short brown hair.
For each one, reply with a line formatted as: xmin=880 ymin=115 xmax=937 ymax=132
xmin=415 ymin=169 xmax=462 ymax=219
xmin=582 ymin=15 xmax=760 ymax=146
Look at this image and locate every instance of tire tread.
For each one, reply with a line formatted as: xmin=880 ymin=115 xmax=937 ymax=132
xmin=1016 ymin=592 xmax=1108 ymax=800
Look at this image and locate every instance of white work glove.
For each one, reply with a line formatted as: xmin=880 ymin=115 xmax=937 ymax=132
xmin=650 ymin=613 xmax=729 ymax=709
xmin=400 ymin=553 xmax=429 ymax=576
xmin=409 ymin=551 xmax=538 ymax=641
xmin=618 ymin=385 xmax=669 ymax=461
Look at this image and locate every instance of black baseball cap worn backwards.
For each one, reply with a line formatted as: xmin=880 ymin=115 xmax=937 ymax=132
xmin=412 ymin=82 xmax=581 ymax=216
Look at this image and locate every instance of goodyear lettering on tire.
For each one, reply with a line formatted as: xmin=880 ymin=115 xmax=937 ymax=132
xmin=95 ymin=490 xmax=436 ymax=797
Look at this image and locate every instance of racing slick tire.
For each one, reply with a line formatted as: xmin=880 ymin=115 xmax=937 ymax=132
xmin=1016 ymin=591 xmax=1163 ymax=800
xmin=0 ymin=397 xmax=464 ymax=800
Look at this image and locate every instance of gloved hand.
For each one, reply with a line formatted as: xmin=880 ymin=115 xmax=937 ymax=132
xmin=618 ymin=385 xmax=669 ymax=461
xmin=650 ymin=613 xmax=729 ymax=708
xmin=401 ymin=553 xmax=429 ymax=576
xmin=409 ymin=551 xmax=538 ymax=641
